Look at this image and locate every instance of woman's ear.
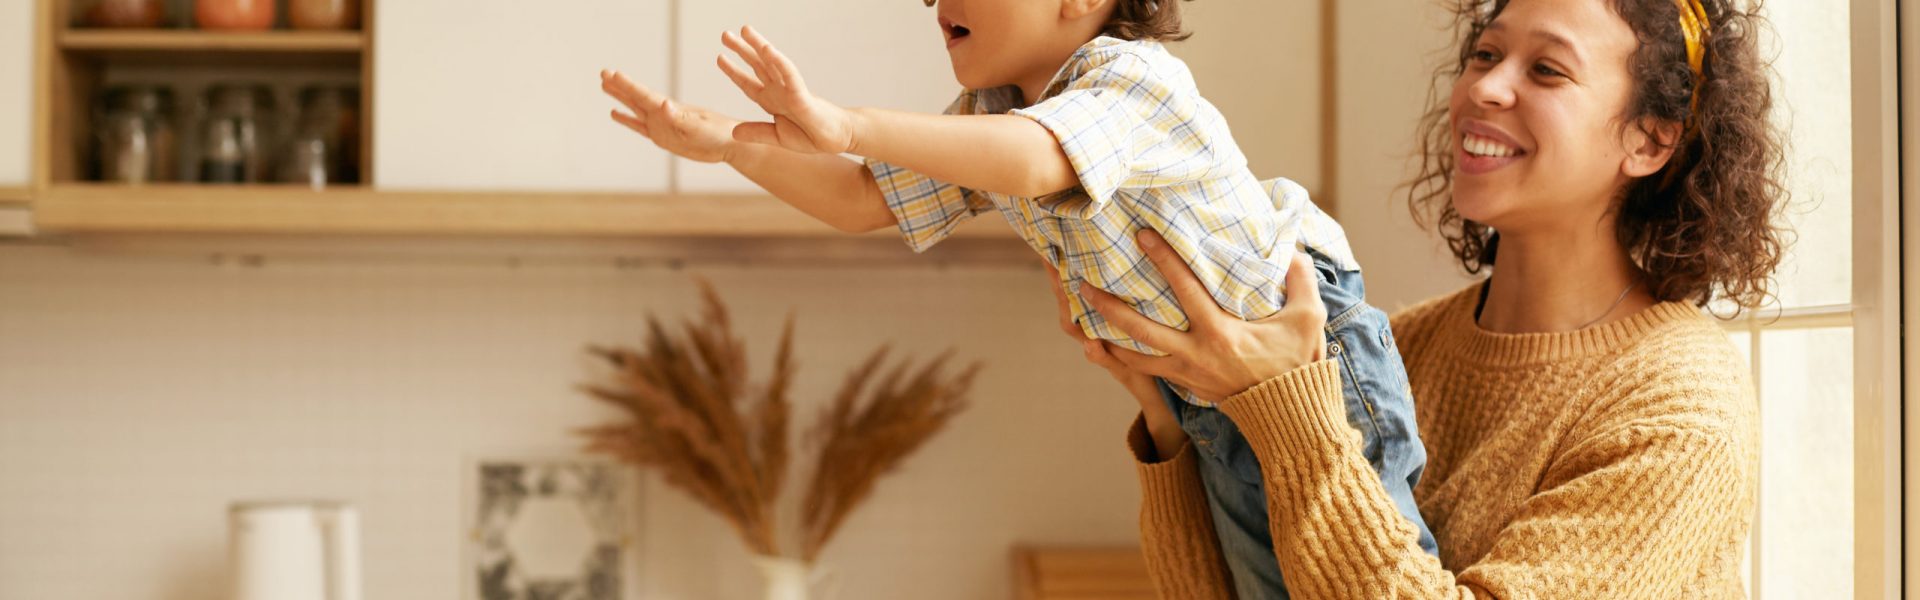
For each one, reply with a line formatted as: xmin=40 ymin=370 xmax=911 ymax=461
xmin=1621 ymin=118 xmax=1683 ymax=178
xmin=1060 ymin=0 xmax=1113 ymax=20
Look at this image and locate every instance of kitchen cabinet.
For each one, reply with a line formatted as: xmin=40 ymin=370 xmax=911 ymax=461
xmin=673 ymin=0 xmax=958 ymax=192
xmin=375 ymin=0 xmax=671 ymax=192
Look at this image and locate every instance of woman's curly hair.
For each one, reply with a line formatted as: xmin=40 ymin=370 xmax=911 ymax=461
xmin=1404 ymin=0 xmax=1789 ymax=311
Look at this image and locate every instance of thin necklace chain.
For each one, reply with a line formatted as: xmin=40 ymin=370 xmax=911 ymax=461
xmin=1577 ymin=282 xmax=1639 ymax=330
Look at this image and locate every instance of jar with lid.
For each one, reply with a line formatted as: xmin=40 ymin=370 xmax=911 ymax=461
xmin=94 ymin=85 xmax=178 ymax=184
xmin=198 ymin=84 xmax=276 ymax=184
xmin=280 ymin=86 xmax=359 ymax=188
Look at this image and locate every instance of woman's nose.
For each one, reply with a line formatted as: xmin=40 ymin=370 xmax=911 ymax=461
xmin=1465 ymin=66 xmax=1518 ymax=110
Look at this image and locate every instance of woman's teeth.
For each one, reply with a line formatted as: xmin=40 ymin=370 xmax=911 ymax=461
xmin=1464 ymin=134 xmax=1520 ymax=158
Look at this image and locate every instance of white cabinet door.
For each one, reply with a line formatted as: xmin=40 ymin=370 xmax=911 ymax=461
xmin=674 ymin=0 xmax=957 ymax=192
xmin=375 ymin=1 xmax=672 ymax=191
xmin=0 ymin=0 xmax=33 ymax=187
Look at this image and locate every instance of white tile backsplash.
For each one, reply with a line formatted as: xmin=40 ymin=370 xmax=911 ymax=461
xmin=0 ymin=242 xmax=1141 ymax=599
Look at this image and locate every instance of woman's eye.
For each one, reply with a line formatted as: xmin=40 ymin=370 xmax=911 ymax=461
xmin=1533 ymin=63 xmax=1566 ymax=78
xmin=1470 ymin=49 xmax=1499 ymax=64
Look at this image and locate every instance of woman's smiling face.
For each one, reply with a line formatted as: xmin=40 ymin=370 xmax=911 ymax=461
xmin=1448 ymin=0 xmax=1652 ymax=235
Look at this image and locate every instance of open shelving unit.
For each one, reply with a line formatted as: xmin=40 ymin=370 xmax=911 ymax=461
xmin=26 ymin=0 xmax=995 ymax=242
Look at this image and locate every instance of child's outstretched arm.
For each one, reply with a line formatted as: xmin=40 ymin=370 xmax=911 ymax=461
xmin=600 ymin=70 xmax=894 ymax=233
xmin=720 ymin=27 xmax=1078 ymax=199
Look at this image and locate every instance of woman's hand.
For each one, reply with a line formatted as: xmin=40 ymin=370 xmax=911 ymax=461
xmin=1046 ymin=262 xmax=1190 ymax=459
xmin=1082 ymin=230 xmax=1329 ymax=404
xmin=601 ymin=69 xmax=742 ymax=164
xmin=718 ymin=26 xmax=857 ymax=155
xmin=1047 ymin=264 xmax=1162 ymax=402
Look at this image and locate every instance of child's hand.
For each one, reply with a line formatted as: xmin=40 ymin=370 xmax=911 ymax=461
xmin=601 ymin=69 xmax=741 ymax=164
xmin=718 ymin=26 xmax=856 ymax=155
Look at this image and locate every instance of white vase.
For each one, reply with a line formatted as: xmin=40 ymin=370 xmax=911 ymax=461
xmin=753 ymin=556 xmax=839 ymax=600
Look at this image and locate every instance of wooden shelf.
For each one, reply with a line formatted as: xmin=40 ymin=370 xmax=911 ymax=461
xmin=55 ymin=29 xmax=366 ymax=67
xmin=29 ymin=184 xmax=1024 ymax=240
xmin=0 ymin=188 xmax=30 ymax=204
xmin=59 ymin=29 xmax=365 ymax=53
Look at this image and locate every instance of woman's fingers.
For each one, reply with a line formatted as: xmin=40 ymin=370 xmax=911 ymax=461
xmin=716 ymin=54 xmax=763 ymax=97
xmin=1081 ymin=283 xmax=1190 ymax=356
xmin=1044 ymin=264 xmax=1083 ymax=339
xmin=1134 ymin=229 xmax=1226 ymax=330
xmin=1278 ymin=252 xmax=1328 ymax=330
xmin=1103 ymin=343 xmax=1184 ymax=382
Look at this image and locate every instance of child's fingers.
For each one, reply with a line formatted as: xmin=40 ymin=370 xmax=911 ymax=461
xmin=731 ymin=121 xmax=781 ymax=146
xmin=758 ymin=42 xmax=809 ymax=96
xmin=602 ymin=71 xmax=666 ymax=116
xmin=599 ymin=76 xmax=643 ymax=113
xmin=610 ymin=109 xmax=651 ymax=138
xmin=721 ymin=30 xmax=781 ymax=90
xmin=716 ymin=54 xmax=764 ymax=97
xmin=739 ymin=26 xmax=788 ymax=87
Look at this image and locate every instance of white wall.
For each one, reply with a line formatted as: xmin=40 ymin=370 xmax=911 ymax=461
xmin=1333 ymin=0 xmax=1474 ymax=309
xmin=0 ymin=0 xmax=32 ymax=186
xmin=674 ymin=0 xmax=1325 ymax=195
xmin=0 ymin=2 xmax=1492 ymax=598
xmin=1176 ymin=0 xmax=1324 ymax=193
xmin=0 ymin=243 xmax=1142 ymax=599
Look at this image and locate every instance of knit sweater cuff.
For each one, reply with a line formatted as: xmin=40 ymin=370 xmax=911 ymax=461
xmin=1217 ymin=359 xmax=1360 ymax=466
xmin=1128 ymin=415 xmax=1207 ymax=507
xmin=1128 ymin=414 xmax=1235 ymax=598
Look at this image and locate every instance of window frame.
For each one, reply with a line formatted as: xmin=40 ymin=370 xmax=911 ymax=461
xmin=1848 ymin=0 xmax=1902 ymax=596
xmin=1898 ymin=0 xmax=1919 ymax=593
xmin=1730 ymin=0 xmax=1902 ymax=596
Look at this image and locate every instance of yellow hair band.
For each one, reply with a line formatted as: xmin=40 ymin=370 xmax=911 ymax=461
xmin=1675 ymin=0 xmax=1710 ymax=123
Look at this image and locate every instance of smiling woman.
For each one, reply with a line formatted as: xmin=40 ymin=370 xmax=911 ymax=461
xmin=1057 ymin=0 xmax=1797 ymax=597
xmin=1410 ymin=0 xmax=1786 ymax=312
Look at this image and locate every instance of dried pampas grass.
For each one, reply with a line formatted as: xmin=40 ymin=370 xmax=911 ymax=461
xmin=578 ymin=279 xmax=978 ymax=562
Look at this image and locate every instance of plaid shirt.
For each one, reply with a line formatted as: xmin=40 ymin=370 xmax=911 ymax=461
xmin=866 ymin=37 xmax=1359 ymax=405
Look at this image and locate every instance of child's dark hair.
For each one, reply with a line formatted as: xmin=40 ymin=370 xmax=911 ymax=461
xmin=1405 ymin=0 xmax=1788 ymax=312
xmin=918 ymin=0 xmax=1192 ymax=42
xmin=1103 ymin=0 xmax=1194 ymax=42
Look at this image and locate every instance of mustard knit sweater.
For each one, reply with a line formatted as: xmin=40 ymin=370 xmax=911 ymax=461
xmin=1130 ymin=284 xmax=1759 ymax=599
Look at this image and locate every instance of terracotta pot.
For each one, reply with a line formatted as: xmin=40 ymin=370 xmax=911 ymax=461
xmin=289 ymin=0 xmax=360 ymax=30
xmin=82 ymin=0 xmax=165 ymax=28
xmin=195 ymin=0 xmax=276 ymax=31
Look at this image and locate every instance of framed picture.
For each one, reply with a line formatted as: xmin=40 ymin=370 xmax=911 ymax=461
xmin=464 ymin=452 xmax=637 ymax=600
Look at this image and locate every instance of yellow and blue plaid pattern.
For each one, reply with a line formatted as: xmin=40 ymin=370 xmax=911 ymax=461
xmin=866 ymin=38 xmax=1359 ymax=406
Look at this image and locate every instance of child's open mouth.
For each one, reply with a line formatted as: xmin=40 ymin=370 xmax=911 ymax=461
xmin=939 ymin=17 xmax=971 ymax=48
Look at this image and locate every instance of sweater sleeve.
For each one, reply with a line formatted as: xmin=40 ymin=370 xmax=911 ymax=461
xmin=1191 ymin=359 xmax=1752 ymax=599
xmin=1126 ymin=415 xmax=1235 ymax=599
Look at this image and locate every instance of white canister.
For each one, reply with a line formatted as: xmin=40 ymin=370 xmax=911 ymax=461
xmin=229 ymin=500 xmax=363 ymax=600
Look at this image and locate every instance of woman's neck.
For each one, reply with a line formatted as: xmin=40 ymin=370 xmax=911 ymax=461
xmin=1477 ymin=225 xmax=1657 ymax=334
